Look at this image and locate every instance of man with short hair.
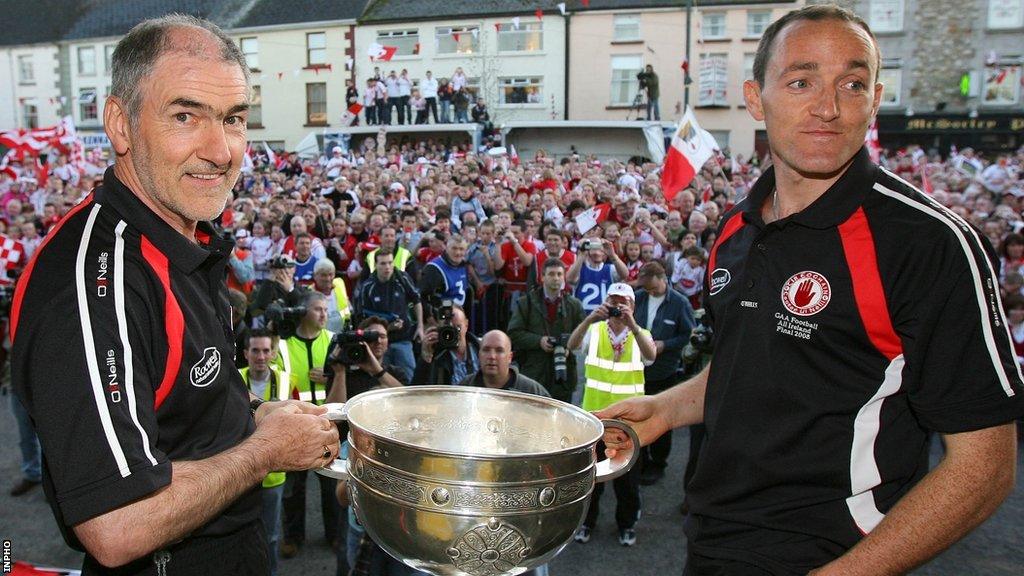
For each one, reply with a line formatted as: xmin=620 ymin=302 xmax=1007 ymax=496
xmin=352 ymin=248 xmax=425 ymax=382
xmin=11 ymin=15 xmax=338 ymax=574
xmin=421 ymin=70 xmax=439 ymax=123
xmin=600 ymin=6 xmax=1024 ymax=574
xmin=460 ymin=331 xmax=548 ymax=398
xmin=632 ymin=261 xmax=694 ymax=485
xmin=413 ymin=306 xmax=479 ymax=387
xmin=419 ymin=234 xmax=472 ymax=312
xmin=364 ymin=223 xmax=412 ymax=275
xmin=508 ymin=258 xmax=585 ymax=403
xmin=293 ymin=232 xmax=319 ymax=287
xmin=275 ymin=291 xmax=341 ymax=558
xmin=567 ymin=237 xmax=629 ymax=314
xmin=495 ymin=219 xmax=537 ymax=309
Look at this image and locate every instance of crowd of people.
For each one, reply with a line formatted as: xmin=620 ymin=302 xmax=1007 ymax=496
xmin=5 ymin=116 xmax=1023 ymax=573
xmin=351 ymin=66 xmax=492 ymax=129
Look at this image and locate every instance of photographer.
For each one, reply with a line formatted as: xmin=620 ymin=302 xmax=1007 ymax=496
xmin=251 ymin=254 xmax=304 ymax=320
xmin=567 ymin=283 xmax=656 ymax=547
xmin=567 ymin=237 xmax=629 ymax=314
xmin=637 ymin=64 xmax=660 ymax=121
xmin=352 ymin=248 xmax=424 ymax=382
xmin=632 ymin=261 xmax=695 ymax=486
xmin=325 ymin=317 xmax=407 ymax=407
xmin=508 ymin=258 xmax=585 ymax=403
xmin=412 ymin=305 xmax=479 ymax=386
xmin=274 ymin=291 xmax=341 ymax=559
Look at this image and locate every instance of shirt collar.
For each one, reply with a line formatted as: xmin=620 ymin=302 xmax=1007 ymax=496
xmin=742 ymin=146 xmax=877 ymax=230
xmin=96 ymin=167 xmax=234 ymax=274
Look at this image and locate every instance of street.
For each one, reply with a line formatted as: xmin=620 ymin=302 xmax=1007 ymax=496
xmin=1 ymin=388 xmax=1022 ymax=575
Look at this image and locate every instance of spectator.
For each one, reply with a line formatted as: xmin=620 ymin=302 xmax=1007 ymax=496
xmin=293 ymin=232 xmax=320 ymax=288
xmin=453 ymin=87 xmax=471 ymax=124
xmin=312 ymin=258 xmax=352 ymax=333
xmin=352 ymin=248 xmax=424 ymax=381
xmin=421 ymin=70 xmax=439 ymax=123
xmin=508 ymin=258 xmax=586 ymax=402
xmin=398 ymin=69 xmax=413 ymax=124
xmin=363 ymin=78 xmax=378 ymax=125
xmin=413 ymin=305 xmax=479 ymax=386
xmin=496 ymin=218 xmax=538 ymax=309
xmin=437 ymin=78 xmax=453 ymax=123
xmin=419 ymin=234 xmax=472 ymax=310
xmin=410 ymin=89 xmax=428 ymax=124
xmin=567 ymin=238 xmax=629 ymax=313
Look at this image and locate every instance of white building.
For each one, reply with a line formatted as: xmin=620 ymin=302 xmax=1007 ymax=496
xmin=356 ymin=1 xmax=568 ymax=123
xmin=0 ymin=45 xmax=63 ymax=130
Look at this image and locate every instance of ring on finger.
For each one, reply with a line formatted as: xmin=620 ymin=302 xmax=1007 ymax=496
xmin=322 ymin=445 xmax=332 ymax=460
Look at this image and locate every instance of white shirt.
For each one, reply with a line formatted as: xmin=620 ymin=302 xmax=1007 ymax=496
xmin=451 ymin=73 xmax=467 ymax=91
xmin=397 ymin=76 xmax=412 ymax=97
xmin=645 ymin=293 xmax=665 ymax=329
xmin=385 ymin=77 xmax=401 ymax=98
xmin=421 ymin=77 xmax=439 ymax=98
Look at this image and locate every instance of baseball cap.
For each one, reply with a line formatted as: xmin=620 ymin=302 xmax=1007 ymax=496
xmin=332 ymin=146 xmax=342 ymax=154
xmin=607 ymin=282 xmax=635 ymax=301
xmin=234 ymin=228 xmax=251 ymax=239
xmin=637 ymin=261 xmax=666 ymax=279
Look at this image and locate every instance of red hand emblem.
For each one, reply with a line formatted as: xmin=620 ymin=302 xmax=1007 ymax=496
xmin=794 ymin=279 xmax=816 ymax=308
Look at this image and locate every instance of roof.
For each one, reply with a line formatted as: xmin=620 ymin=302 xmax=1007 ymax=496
xmin=0 ymin=0 xmax=90 ymax=46
xmin=360 ymin=0 xmax=797 ymax=23
xmin=232 ymin=0 xmax=369 ymax=29
xmin=62 ymin=0 xmax=235 ymax=41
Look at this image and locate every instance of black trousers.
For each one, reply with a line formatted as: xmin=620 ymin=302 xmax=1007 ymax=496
xmin=642 ymin=375 xmax=681 ymax=470
xmin=683 ymin=550 xmax=775 ymax=576
xmin=282 ymin=469 xmax=341 ymax=543
xmin=583 ymin=440 xmax=642 ymax=530
xmin=364 ymin=105 xmax=376 ymax=125
xmin=425 ymin=97 xmax=438 ymax=123
xmin=82 ymin=521 xmax=269 ymax=575
xmin=377 ymin=101 xmax=390 ymax=124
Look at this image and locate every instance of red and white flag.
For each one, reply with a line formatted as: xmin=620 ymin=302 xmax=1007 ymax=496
xmin=574 ymin=203 xmax=612 ymax=235
xmin=367 ymin=43 xmax=398 ymax=62
xmin=509 ymin=144 xmax=520 ymax=167
xmin=865 ymin=118 xmax=881 ymax=164
xmin=661 ymin=107 xmax=715 ymax=203
xmin=262 ymin=142 xmax=278 ymax=168
xmin=242 ymin=144 xmax=254 ymax=173
xmin=341 ymin=103 xmax=364 ymax=126
xmin=0 ymin=234 xmax=25 ymax=272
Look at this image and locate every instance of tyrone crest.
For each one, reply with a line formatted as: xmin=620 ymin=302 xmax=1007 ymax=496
xmin=781 ymin=271 xmax=831 ymax=317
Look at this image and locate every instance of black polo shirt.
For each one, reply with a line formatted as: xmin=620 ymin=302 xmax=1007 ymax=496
xmin=11 ymin=168 xmax=258 ymax=552
xmin=688 ymin=147 xmax=1024 ymax=573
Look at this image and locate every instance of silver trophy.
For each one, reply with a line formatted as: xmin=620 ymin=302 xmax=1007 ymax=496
xmin=318 ymin=386 xmax=640 ymax=576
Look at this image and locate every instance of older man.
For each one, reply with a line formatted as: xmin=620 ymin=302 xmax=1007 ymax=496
xmin=10 ymin=15 xmax=338 ymax=574
xmin=600 ymin=6 xmax=1024 ymax=574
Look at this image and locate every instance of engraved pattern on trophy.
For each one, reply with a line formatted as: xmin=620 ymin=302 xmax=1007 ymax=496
xmin=361 ymin=460 xmax=426 ymax=504
xmin=556 ymin=476 xmax=590 ymax=501
xmin=446 ymin=518 xmax=531 ymax=576
xmin=453 ymin=488 xmax=538 ymax=510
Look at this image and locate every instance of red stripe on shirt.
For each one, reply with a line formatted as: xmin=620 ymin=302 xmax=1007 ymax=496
xmin=706 ymin=214 xmax=745 ymax=289
xmin=838 ymin=208 xmax=903 ymax=360
xmin=141 ymin=235 xmax=185 ymax=410
xmin=9 ymin=194 xmax=95 ymax=344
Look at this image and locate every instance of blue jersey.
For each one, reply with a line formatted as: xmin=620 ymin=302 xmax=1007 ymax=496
xmin=574 ymin=262 xmax=614 ymax=312
xmin=294 ymin=256 xmax=317 ymax=286
xmin=426 ymin=256 xmax=468 ymax=306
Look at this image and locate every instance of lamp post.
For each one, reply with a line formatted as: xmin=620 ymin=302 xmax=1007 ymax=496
xmin=684 ymin=0 xmax=693 ymax=109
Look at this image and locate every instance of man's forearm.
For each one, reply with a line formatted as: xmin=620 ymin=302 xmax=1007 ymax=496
xmin=812 ymin=424 xmax=1017 ymax=576
xmin=659 ymin=363 xmax=709 ymax=429
xmin=567 ymin=317 xmax=593 ymax=352
xmin=74 ymin=440 xmax=271 ymax=567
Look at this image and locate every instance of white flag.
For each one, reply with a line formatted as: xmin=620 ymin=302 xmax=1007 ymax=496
xmin=661 ymin=107 xmax=715 ymax=202
xmin=557 ymin=3 xmax=566 ymax=15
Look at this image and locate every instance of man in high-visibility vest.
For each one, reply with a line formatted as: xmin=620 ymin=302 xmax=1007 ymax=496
xmin=312 ymin=258 xmax=352 ymax=333
xmin=239 ymin=328 xmax=289 ymax=576
xmin=364 ymin=224 xmax=412 ymax=277
xmin=272 ymin=291 xmax=340 ymax=558
xmin=566 ymin=282 xmax=656 ymax=548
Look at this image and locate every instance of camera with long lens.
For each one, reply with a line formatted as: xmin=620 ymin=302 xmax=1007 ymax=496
xmin=549 ymin=334 xmax=571 ymax=383
xmin=265 ymin=299 xmax=307 ymax=339
xmin=684 ymin=309 xmax=714 ymax=362
xmin=432 ymin=298 xmax=461 ymax=352
xmin=330 ymin=329 xmax=382 ymax=365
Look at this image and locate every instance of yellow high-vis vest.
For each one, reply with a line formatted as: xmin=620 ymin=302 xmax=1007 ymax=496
xmin=274 ymin=330 xmax=333 ymax=405
xmin=366 ymin=246 xmax=412 ymax=273
xmin=582 ymin=322 xmax=647 ymax=412
xmin=239 ymin=366 xmax=289 ymax=488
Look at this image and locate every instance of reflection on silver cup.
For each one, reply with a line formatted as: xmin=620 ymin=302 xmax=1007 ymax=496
xmin=318 ymin=386 xmax=639 ymax=576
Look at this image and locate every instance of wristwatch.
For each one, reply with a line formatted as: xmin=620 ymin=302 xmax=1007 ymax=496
xmin=371 ymin=368 xmax=387 ymax=380
xmin=250 ymin=398 xmax=265 ymax=418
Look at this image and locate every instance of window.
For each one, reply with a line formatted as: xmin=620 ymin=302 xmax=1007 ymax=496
xmin=610 ymin=54 xmax=643 ymax=106
xmin=870 ymin=0 xmax=903 ymax=32
xmin=436 ymin=26 xmax=479 ymax=55
xmin=613 ymin=14 xmax=641 ymax=41
xmin=743 ymin=52 xmax=755 ymax=82
xmin=878 ymin=68 xmax=901 ymax=106
xmin=746 ymin=11 xmax=771 ymax=37
xmin=306 ymin=82 xmax=327 ymax=124
xmin=464 ymin=77 xmax=482 ymax=100
xmin=307 ymin=32 xmax=327 ymax=66
xmin=697 ymin=53 xmax=729 ymax=107
xmin=79 ymin=88 xmax=98 ymax=121
xmin=377 ymin=30 xmax=420 ymax=56
xmin=989 ymin=0 xmax=1024 ymax=29
xmin=702 ymin=13 xmax=726 ymax=40
xmin=22 ymin=103 xmax=38 ymax=129
xmin=983 ymin=62 xmax=1021 ymax=105
xmin=78 ymin=46 xmax=96 ymax=76
xmin=250 ymin=85 xmax=263 ymax=126
xmin=104 ymin=45 xmax=114 ymax=74
xmin=17 ymin=55 xmax=33 ymax=83
xmin=498 ymin=21 xmax=543 ymax=52
xmin=499 ymin=77 xmax=544 ymax=105
xmin=240 ymin=37 xmax=259 ymax=69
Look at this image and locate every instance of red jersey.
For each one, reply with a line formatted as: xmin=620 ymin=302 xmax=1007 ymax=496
xmin=500 ymin=239 xmax=537 ymax=292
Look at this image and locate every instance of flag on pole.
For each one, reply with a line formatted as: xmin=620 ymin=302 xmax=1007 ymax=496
xmin=367 ymin=43 xmax=398 ymax=62
xmin=263 ymin=142 xmax=278 ymax=168
xmin=574 ymin=203 xmax=612 ymax=235
xmin=865 ymin=118 xmax=881 ymax=164
xmin=509 ymin=144 xmax=520 ymax=167
xmin=242 ymin=144 xmax=254 ymax=173
xmin=557 ymin=3 xmax=566 ymax=15
xmin=661 ymin=107 xmax=715 ymax=203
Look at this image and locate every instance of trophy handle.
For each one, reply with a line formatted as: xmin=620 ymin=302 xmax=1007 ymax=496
xmin=594 ymin=419 xmax=641 ymax=483
xmin=317 ymin=403 xmax=349 ymax=480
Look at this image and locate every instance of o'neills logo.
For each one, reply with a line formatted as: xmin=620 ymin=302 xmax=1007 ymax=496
xmin=709 ymin=268 xmax=731 ymax=295
xmin=781 ymin=271 xmax=831 ymax=316
xmin=190 ymin=347 xmax=222 ymax=388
